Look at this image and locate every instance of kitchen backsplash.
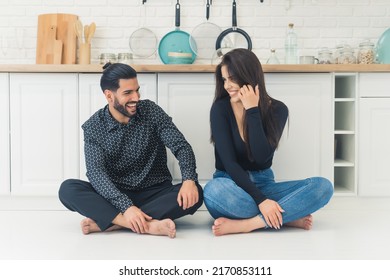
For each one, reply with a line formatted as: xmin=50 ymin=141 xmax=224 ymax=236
xmin=1 ymin=0 xmax=390 ymax=64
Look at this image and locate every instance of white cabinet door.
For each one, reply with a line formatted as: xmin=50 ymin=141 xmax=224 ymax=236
xmin=10 ymin=73 xmax=79 ymax=196
xmin=158 ymin=73 xmax=215 ymax=185
xmin=265 ymin=73 xmax=333 ymax=182
xmin=78 ymin=73 xmax=157 ymax=181
xmin=359 ymin=98 xmax=390 ymax=196
xmin=0 ymin=73 xmax=10 ymax=195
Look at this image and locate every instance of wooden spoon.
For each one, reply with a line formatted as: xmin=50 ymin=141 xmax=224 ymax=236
xmin=74 ymin=20 xmax=83 ymax=45
xmin=84 ymin=24 xmax=89 ymax=44
xmin=87 ymin=22 xmax=96 ymax=44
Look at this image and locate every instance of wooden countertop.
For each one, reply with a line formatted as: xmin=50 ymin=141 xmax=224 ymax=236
xmin=1 ymin=64 xmax=390 ymax=73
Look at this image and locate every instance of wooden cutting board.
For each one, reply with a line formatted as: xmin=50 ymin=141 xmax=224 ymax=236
xmin=36 ymin=13 xmax=78 ymax=64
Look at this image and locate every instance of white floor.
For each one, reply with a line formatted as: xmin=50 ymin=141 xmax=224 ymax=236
xmin=1 ymin=196 xmax=390 ymax=260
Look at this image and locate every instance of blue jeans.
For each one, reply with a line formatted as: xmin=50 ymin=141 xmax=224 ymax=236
xmin=203 ymin=169 xmax=333 ymax=228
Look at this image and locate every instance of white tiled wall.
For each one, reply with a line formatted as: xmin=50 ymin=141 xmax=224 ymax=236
xmin=1 ymin=0 xmax=389 ymax=64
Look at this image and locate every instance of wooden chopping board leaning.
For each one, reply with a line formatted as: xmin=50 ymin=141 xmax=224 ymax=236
xmin=36 ymin=13 xmax=78 ymax=64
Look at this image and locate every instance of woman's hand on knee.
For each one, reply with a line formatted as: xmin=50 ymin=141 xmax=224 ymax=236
xmin=259 ymin=199 xmax=284 ymax=229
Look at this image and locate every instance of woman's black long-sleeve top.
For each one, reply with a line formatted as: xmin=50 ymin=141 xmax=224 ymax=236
xmin=210 ymin=96 xmax=288 ymax=205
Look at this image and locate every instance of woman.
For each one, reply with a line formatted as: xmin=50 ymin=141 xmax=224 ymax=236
xmin=204 ymin=49 xmax=333 ymax=236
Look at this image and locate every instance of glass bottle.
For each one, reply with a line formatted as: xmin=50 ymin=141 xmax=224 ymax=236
xmin=357 ymin=39 xmax=375 ymax=64
xmin=284 ymin=23 xmax=298 ymax=64
xmin=266 ymin=48 xmax=280 ymax=64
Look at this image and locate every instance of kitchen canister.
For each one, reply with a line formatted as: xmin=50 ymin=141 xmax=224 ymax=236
xmin=357 ymin=39 xmax=375 ymax=64
xmin=117 ymin=53 xmax=133 ymax=64
xmin=338 ymin=47 xmax=356 ymax=64
xmin=99 ymin=53 xmax=116 ymax=64
xmin=376 ymin=28 xmax=390 ymax=64
xmin=317 ymin=47 xmax=333 ymax=64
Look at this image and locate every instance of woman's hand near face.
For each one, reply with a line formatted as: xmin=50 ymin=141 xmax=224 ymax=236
xmin=239 ymin=84 xmax=260 ymax=110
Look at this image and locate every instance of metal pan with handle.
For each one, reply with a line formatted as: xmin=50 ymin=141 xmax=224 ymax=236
xmin=215 ymin=0 xmax=252 ymax=51
xmin=189 ymin=0 xmax=222 ymax=61
xmin=158 ymin=0 xmax=196 ymax=64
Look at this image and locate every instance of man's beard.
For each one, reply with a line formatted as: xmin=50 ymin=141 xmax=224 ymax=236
xmin=113 ymin=97 xmax=137 ymax=118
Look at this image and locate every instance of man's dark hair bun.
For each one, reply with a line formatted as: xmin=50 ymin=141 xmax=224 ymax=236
xmin=102 ymin=62 xmax=112 ymax=70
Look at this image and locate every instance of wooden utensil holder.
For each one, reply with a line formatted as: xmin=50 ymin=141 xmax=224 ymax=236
xmin=79 ymin=43 xmax=91 ymax=64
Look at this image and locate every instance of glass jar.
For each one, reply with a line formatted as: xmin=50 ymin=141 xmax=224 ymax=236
xmin=318 ymin=48 xmax=333 ymax=64
xmin=334 ymin=43 xmax=349 ymax=64
xmin=99 ymin=53 xmax=117 ymax=64
xmin=357 ymin=39 xmax=375 ymax=64
xmin=117 ymin=53 xmax=133 ymax=64
xmin=266 ymin=49 xmax=280 ymax=64
xmin=338 ymin=47 xmax=356 ymax=64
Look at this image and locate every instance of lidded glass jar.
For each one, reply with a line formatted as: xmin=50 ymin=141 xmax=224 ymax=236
xmin=338 ymin=47 xmax=356 ymax=64
xmin=118 ymin=53 xmax=133 ymax=64
xmin=318 ymin=47 xmax=333 ymax=64
xmin=99 ymin=53 xmax=117 ymax=64
xmin=357 ymin=39 xmax=375 ymax=64
xmin=334 ymin=43 xmax=348 ymax=64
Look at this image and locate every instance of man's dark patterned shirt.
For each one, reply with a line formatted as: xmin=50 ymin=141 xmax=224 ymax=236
xmin=82 ymin=99 xmax=198 ymax=213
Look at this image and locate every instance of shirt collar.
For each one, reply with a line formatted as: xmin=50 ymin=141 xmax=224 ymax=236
xmin=104 ymin=103 xmax=142 ymax=132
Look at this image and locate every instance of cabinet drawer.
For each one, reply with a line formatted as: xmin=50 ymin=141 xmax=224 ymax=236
xmin=359 ymin=73 xmax=390 ymax=97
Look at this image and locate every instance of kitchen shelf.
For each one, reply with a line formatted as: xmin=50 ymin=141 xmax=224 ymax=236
xmin=334 ymin=159 xmax=354 ymax=167
xmin=335 ymin=98 xmax=355 ymax=102
xmin=2 ymin=64 xmax=390 ymax=74
xmin=334 ymin=167 xmax=355 ymax=194
xmin=333 ymin=74 xmax=357 ymax=196
xmin=334 ymin=130 xmax=355 ymax=134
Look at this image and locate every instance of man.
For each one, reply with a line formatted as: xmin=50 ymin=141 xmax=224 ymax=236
xmin=59 ymin=63 xmax=203 ymax=238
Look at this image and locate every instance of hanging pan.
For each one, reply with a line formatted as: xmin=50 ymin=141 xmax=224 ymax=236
xmin=158 ymin=0 xmax=196 ymax=64
xmin=215 ymin=0 xmax=252 ymax=51
xmin=129 ymin=1 xmax=158 ymax=58
xmin=189 ymin=0 xmax=223 ymax=61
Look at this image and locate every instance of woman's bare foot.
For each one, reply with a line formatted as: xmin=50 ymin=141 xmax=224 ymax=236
xmin=80 ymin=218 xmax=122 ymax=235
xmin=146 ymin=219 xmax=176 ymax=238
xmin=212 ymin=216 xmax=265 ymax=237
xmin=285 ymin=215 xmax=313 ymax=230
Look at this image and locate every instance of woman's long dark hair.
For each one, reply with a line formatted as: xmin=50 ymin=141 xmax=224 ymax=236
xmin=213 ymin=48 xmax=287 ymax=155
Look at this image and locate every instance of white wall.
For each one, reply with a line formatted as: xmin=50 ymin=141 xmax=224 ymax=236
xmin=1 ymin=0 xmax=389 ymax=64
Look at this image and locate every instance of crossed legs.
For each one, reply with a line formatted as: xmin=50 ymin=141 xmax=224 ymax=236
xmin=59 ymin=179 xmax=203 ymax=238
xmin=204 ymin=172 xmax=333 ymax=236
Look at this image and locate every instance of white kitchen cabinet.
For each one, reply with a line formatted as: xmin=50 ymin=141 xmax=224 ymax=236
xmin=0 ymin=73 xmax=10 ymax=195
xmin=158 ymin=73 xmax=333 ymax=188
xmin=78 ymin=73 xmax=157 ymax=181
xmin=265 ymin=73 xmax=333 ymax=182
xmin=358 ymin=73 xmax=390 ymax=196
xmin=158 ymin=73 xmax=215 ymax=185
xmin=10 ymin=73 xmax=79 ymax=196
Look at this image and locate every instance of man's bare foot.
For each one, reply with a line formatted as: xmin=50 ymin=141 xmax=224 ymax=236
xmin=80 ymin=218 xmax=122 ymax=235
xmin=81 ymin=217 xmax=175 ymax=238
xmin=212 ymin=216 xmax=265 ymax=237
xmin=285 ymin=215 xmax=313 ymax=230
xmin=146 ymin=219 xmax=176 ymax=238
